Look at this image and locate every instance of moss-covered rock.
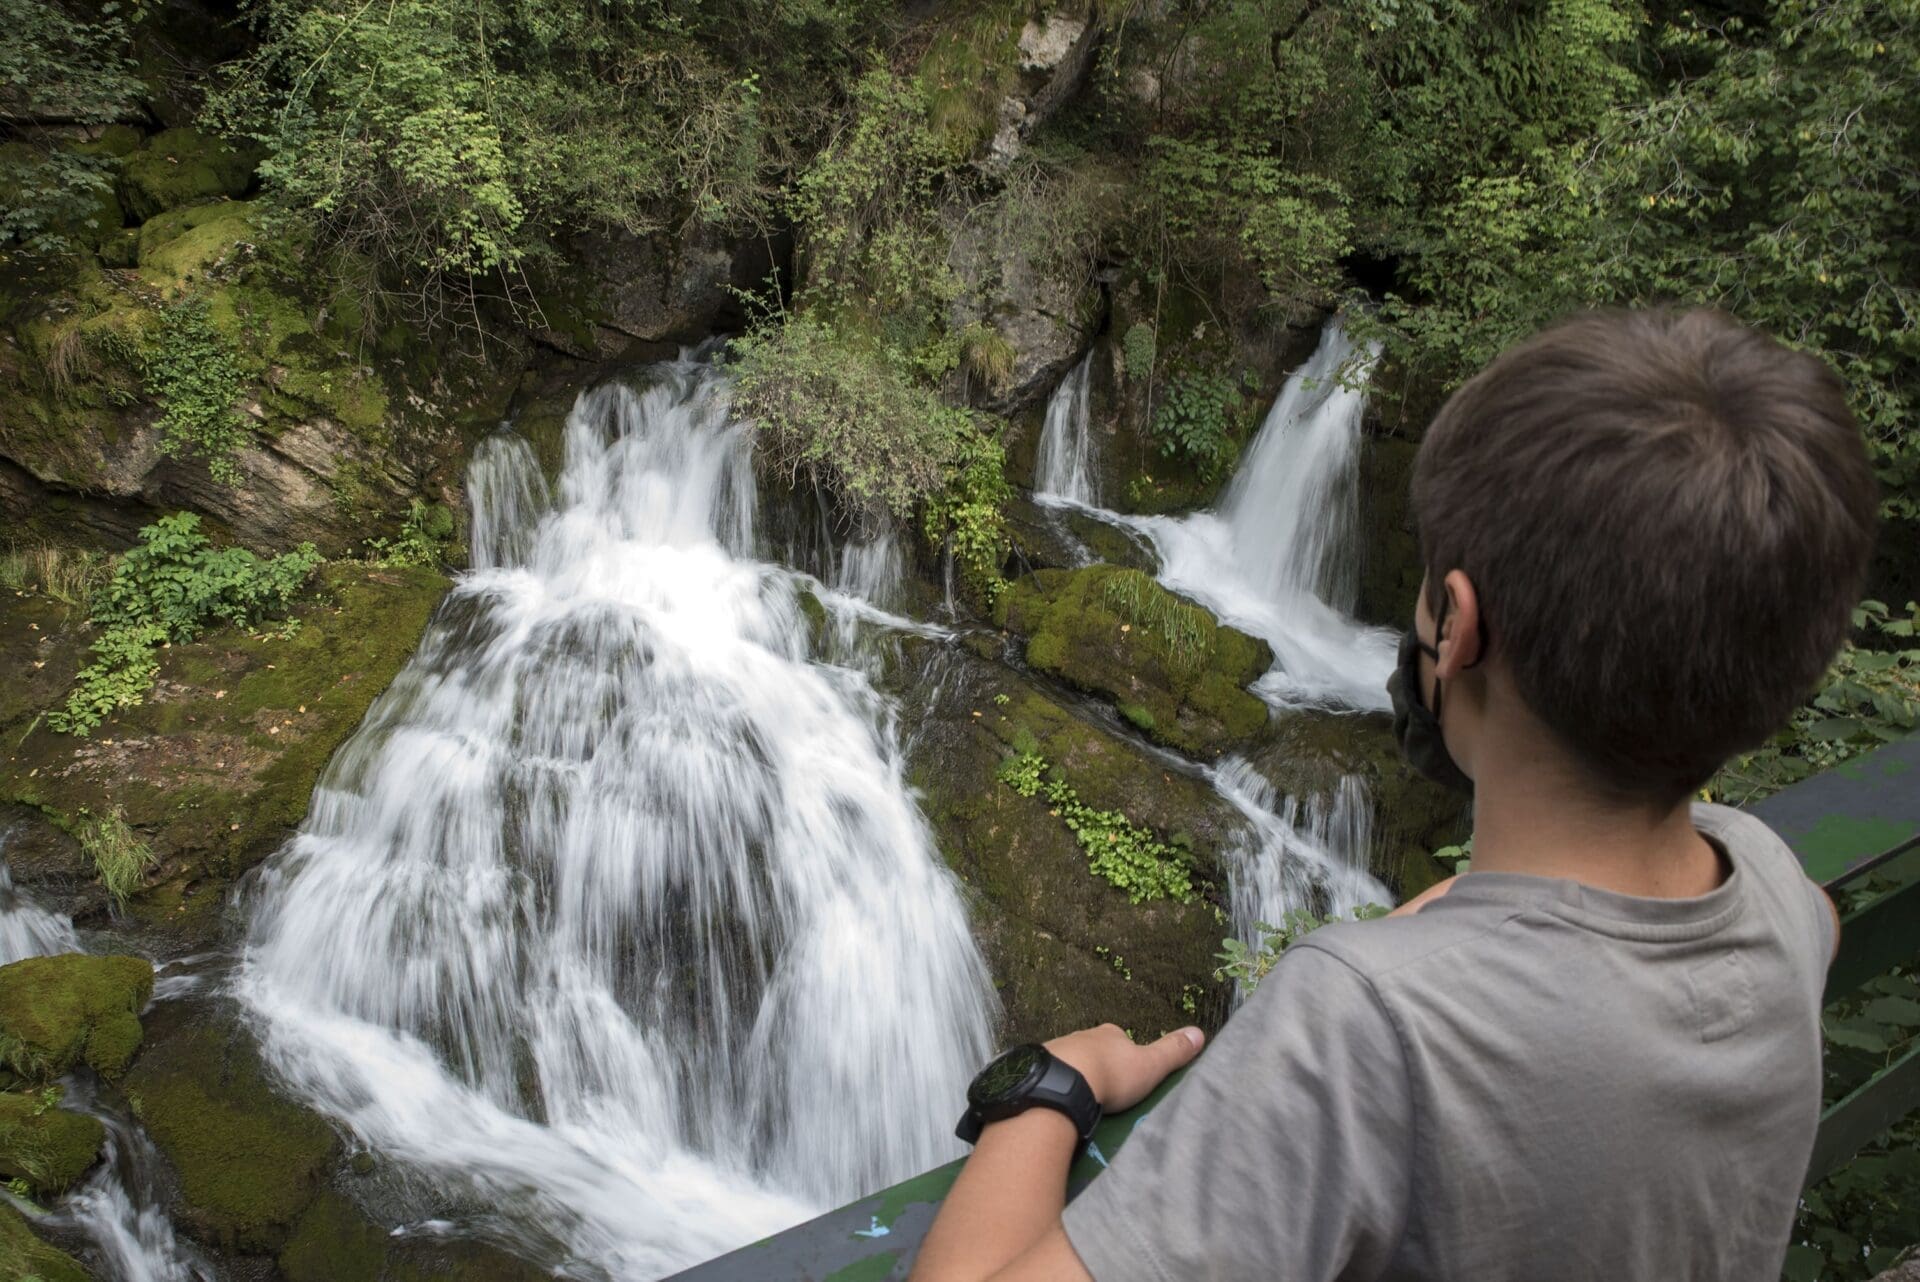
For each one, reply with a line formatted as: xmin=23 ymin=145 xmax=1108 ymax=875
xmin=0 ymin=953 xmax=153 ymax=1080
xmin=0 ymin=563 xmax=447 ymax=944
xmin=898 ymin=642 xmax=1240 ymax=1042
xmin=280 ymin=1191 xmax=550 ymax=1282
xmin=123 ymin=1009 xmax=337 ymax=1254
xmin=118 ymin=129 xmax=258 ymax=223
xmin=994 ymin=564 xmax=1271 ymax=757
xmin=0 ymin=1086 xmax=105 ymax=1195
xmin=1354 ymin=430 xmax=1423 ymax=629
xmin=0 ymin=1201 xmax=91 ymax=1282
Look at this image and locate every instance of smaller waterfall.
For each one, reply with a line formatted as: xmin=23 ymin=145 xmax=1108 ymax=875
xmin=1132 ymin=323 xmax=1398 ymax=711
xmin=1211 ymin=760 xmax=1387 ymax=954
xmin=1033 ymin=353 xmax=1097 ymax=506
xmin=47 ymin=1084 xmax=215 ymax=1282
xmin=0 ymin=862 xmax=79 ymax=964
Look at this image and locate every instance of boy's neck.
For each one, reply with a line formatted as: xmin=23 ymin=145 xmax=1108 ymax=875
xmin=1467 ymin=750 xmax=1726 ymax=901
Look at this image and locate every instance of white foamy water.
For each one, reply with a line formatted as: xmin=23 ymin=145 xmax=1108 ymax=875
xmin=1211 ymin=760 xmax=1387 ymax=946
xmin=0 ymin=861 xmax=79 ymax=964
xmin=235 ymin=359 xmax=997 ymax=1279
xmin=47 ymin=1083 xmax=216 ymax=1282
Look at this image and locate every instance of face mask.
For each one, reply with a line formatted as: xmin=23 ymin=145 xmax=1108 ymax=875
xmin=1387 ymin=605 xmax=1474 ymax=795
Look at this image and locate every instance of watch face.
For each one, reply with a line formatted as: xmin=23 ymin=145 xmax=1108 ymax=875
xmin=969 ymin=1044 xmax=1047 ymax=1109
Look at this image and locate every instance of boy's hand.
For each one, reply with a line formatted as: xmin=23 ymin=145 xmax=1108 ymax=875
xmin=1044 ymin=1023 xmax=1205 ymax=1112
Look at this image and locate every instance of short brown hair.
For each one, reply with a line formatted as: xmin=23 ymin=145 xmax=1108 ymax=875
xmin=1412 ymin=308 xmax=1878 ymax=802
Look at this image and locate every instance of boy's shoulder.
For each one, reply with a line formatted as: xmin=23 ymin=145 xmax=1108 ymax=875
xmin=1296 ymin=803 xmax=1828 ymax=997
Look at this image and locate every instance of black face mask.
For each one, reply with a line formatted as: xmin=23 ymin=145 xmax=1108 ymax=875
xmin=1386 ymin=603 xmax=1474 ymax=795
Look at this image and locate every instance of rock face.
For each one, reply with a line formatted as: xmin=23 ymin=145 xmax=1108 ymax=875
xmin=0 ymin=563 xmax=448 ymax=944
xmin=529 ymin=224 xmax=776 ymax=360
xmin=0 ymin=953 xmax=154 ymax=1080
xmin=901 ymin=641 xmax=1240 ymax=1043
xmin=118 ymin=128 xmax=260 ymax=222
xmin=1 ymin=196 xmax=523 ymax=557
xmin=995 ymin=564 xmax=1272 ymax=757
xmin=1354 ymin=431 xmax=1423 ymax=629
xmin=946 ymin=215 xmax=1098 ymax=416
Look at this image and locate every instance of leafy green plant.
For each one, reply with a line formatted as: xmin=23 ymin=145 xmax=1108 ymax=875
xmin=1150 ymin=368 xmax=1243 ymax=481
xmin=1215 ymin=904 xmax=1391 ymax=993
xmin=145 ymin=298 xmax=255 ymax=486
xmin=922 ymin=425 xmax=1013 ymax=606
xmin=363 ymin=499 xmax=455 ymax=568
xmin=997 ymin=749 xmax=1195 ymax=905
xmin=1121 ymin=323 xmax=1157 ymax=383
xmin=49 ymin=513 xmax=321 ymax=735
xmin=75 ymin=807 xmax=154 ymax=907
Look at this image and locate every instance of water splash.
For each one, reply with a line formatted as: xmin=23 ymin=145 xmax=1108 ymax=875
xmin=0 ymin=861 xmax=79 ymax=965
xmin=235 ymin=358 xmax=996 ymax=1279
xmin=1032 ymin=352 xmax=1097 ymax=505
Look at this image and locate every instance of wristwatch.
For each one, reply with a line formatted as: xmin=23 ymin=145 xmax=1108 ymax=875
xmin=956 ymin=1043 xmax=1102 ymax=1153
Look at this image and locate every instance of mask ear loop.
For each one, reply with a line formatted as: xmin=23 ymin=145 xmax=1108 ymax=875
xmin=1424 ymin=591 xmax=1492 ymax=721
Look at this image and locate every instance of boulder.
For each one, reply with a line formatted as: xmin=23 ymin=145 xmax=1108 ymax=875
xmin=279 ymin=1191 xmax=551 ymax=1282
xmin=118 ymin=128 xmax=258 ymax=222
xmin=0 ymin=1087 xmax=105 ymax=1196
xmin=995 ymin=564 xmax=1272 ymax=757
xmin=946 ymin=215 xmax=1098 ymax=416
xmin=0 ymin=1202 xmax=90 ymax=1282
xmin=529 ymin=225 xmax=771 ymax=360
xmin=123 ymin=1007 xmax=337 ymax=1254
xmin=0 ymin=953 xmax=154 ymax=1080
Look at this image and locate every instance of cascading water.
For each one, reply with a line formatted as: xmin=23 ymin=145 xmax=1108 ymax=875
xmin=1023 ymin=322 xmax=1400 ymax=956
xmin=235 ymin=358 xmax=996 ymax=1279
xmin=0 ymin=860 xmax=79 ymax=963
xmin=1032 ymin=352 xmax=1097 ymax=505
xmin=1132 ymin=323 xmax=1397 ymax=711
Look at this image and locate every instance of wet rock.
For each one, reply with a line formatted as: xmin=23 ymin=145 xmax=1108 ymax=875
xmin=123 ymin=1004 xmax=337 ymax=1254
xmin=0 ymin=1202 xmax=90 ymax=1282
xmin=529 ymin=225 xmax=770 ymax=360
xmin=0 ymin=953 xmax=154 ymax=1080
xmin=901 ymin=644 xmax=1239 ymax=1042
xmin=995 ymin=565 xmax=1271 ymax=758
xmin=280 ymin=1190 xmax=549 ymax=1282
xmin=1002 ymin=496 xmax=1157 ymax=577
xmin=0 ymin=1087 xmax=106 ymax=1196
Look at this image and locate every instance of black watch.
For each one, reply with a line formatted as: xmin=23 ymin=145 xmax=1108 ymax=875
xmin=955 ymin=1043 xmax=1102 ymax=1153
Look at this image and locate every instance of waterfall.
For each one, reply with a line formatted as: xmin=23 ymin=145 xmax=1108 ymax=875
xmin=1032 ymin=352 xmax=1097 ymax=506
xmin=1211 ymin=761 xmax=1387 ymax=951
xmin=1131 ymin=322 xmax=1398 ymax=711
xmin=0 ymin=860 xmax=79 ymax=964
xmin=234 ymin=358 xmax=997 ymax=1279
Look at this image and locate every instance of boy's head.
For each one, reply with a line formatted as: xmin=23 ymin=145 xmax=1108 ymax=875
xmin=1411 ymin=308 xmax=1878 ymax=804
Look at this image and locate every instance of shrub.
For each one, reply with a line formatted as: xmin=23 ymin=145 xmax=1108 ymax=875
xmin=923 ymin=425 xmax=1014 ymax=604
xmin=76 ymin=808 xmax=154 ymax=907
xmin=731 ymin=314 xmax=978 ymax=526
xmin=1151 ymin=367 xmax=1244 ymax=481
xmin=49 ymin=514 xmax=321 ymax=735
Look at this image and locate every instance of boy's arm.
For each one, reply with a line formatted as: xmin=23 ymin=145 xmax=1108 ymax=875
xmin=912 ymin=1025 xmax=1204 ymax=1282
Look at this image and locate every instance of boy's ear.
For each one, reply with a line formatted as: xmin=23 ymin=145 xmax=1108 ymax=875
xmin=1436 ymin=569 xmax=1485 ymax=677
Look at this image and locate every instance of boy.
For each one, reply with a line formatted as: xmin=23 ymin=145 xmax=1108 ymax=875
xmin=913 ymin=308 xmax=1878 ymax=1281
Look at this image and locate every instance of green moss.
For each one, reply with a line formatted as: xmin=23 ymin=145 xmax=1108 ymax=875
xmin=279 ymin=1191 xmax=388 ymax=1282
xmin=118 ymin=128 xmax=258 ymax=222
xmin=994 ymin=565 xmax=1271 ymax=756
xmin=136 ymin=201 xmax=256 ymax=277
xmin=0 ymin=1202 xmax=91 ymax=1282
xmin=0 ymin=1088 xmax=105 ymax=1196
xmin=124 ymin=1019 xmax=337 ymax=1253
xmin=0 ymin=954 xmax=153 ymax=1080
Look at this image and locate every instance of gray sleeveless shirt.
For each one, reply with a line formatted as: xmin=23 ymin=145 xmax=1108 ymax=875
xmin=1061 ymin=803 xmax=1833 ymax=1281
